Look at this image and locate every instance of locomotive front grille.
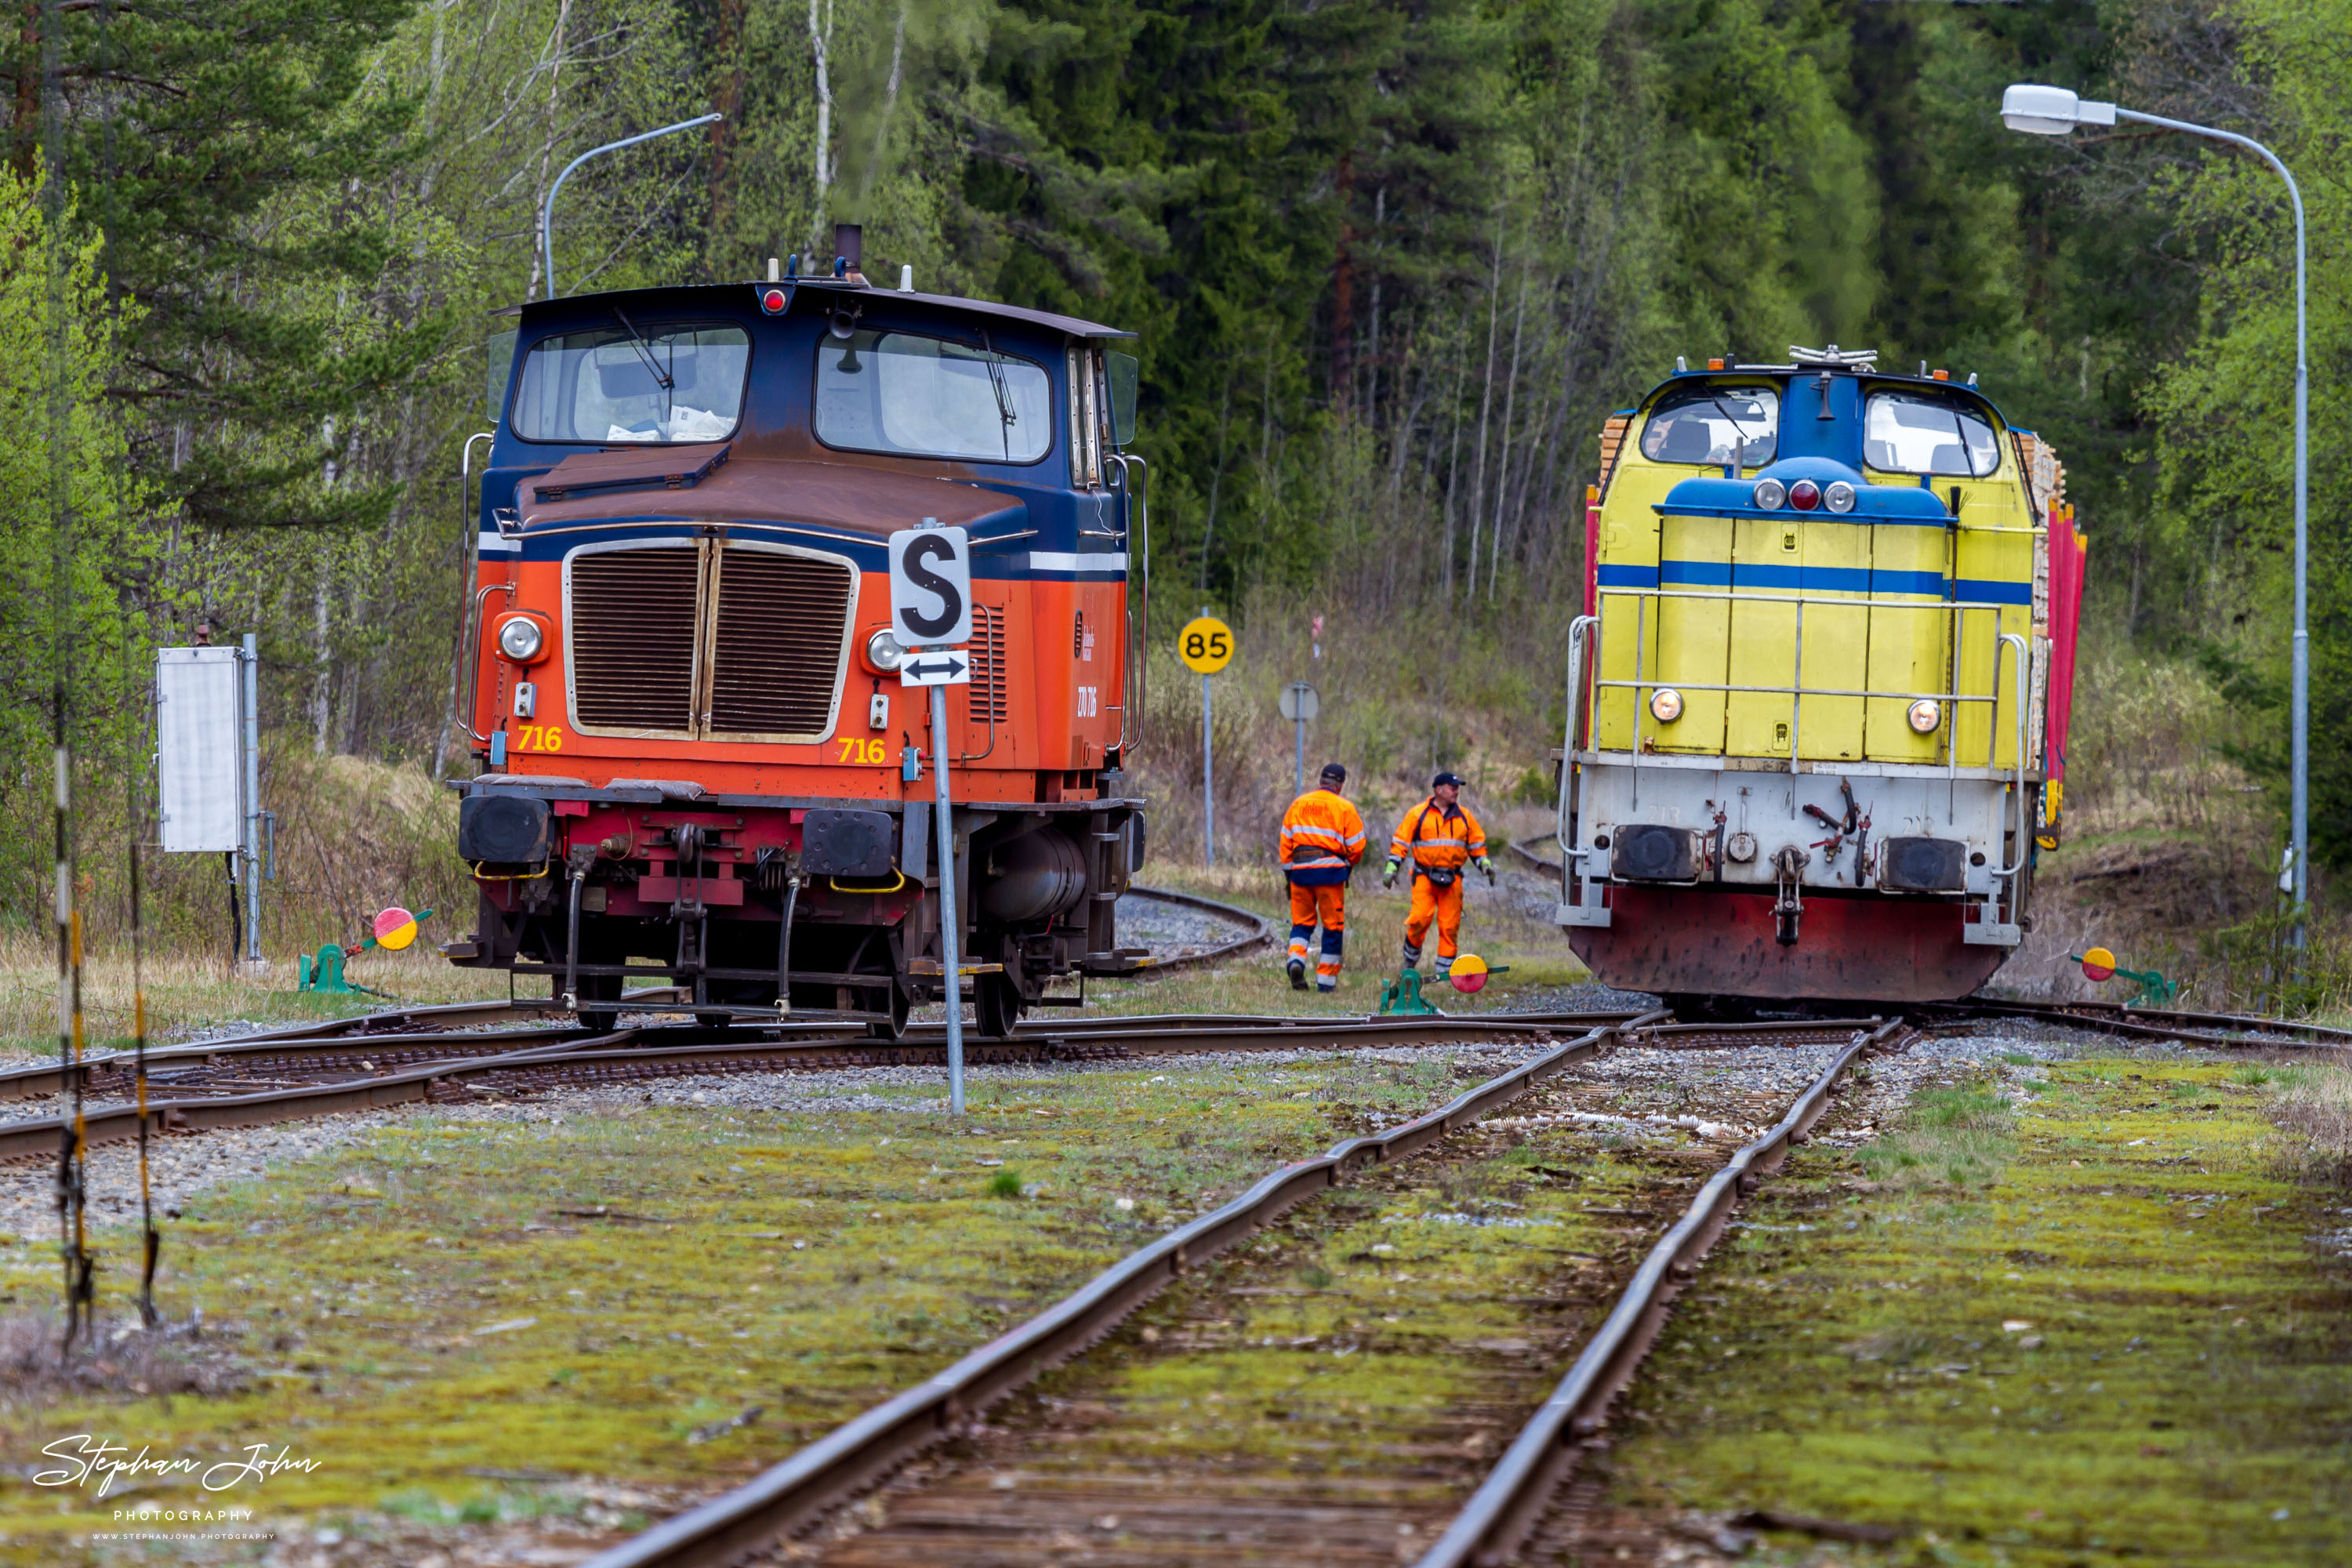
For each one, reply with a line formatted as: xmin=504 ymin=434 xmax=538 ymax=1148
xmin=569 ymin=546 xmax=702 ymax=732
xmin=707 ymin=549 xmax=855 ymax=736
xmin=565 ymin=540 xmax=855 ymax=742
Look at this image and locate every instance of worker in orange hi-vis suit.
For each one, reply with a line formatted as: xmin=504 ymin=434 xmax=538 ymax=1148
xmin=1383 ymin=771 xmax=1493 ymax=982
xmin=1279 ymin=763 xmax=1367 ymax=992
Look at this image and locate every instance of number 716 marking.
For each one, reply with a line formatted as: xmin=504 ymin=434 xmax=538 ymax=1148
xmin=837 ymin=739 xmax=891 ymax=764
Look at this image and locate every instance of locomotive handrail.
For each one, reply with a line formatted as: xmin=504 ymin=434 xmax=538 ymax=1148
xmin=1993 ymin=630 xmax=2031 ymax=879
xmin=454 ymin=580 xmax=517 ymax=745
xmin=1591 ymin=583 xmax=2030 ymax=776
xmin=1555 ymin=614 xmax=1599 ymax=860
xmin=1105 ymin=454 xmax=1149 ymax=759
xmin=442 ymin=430 xmax=500 ymax=768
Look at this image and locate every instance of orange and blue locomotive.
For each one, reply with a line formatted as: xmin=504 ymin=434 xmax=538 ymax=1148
xmin=1555 ymin=347 xmax=2086 ymax=1004
xmin=443 ymin=227 xmax=1148 ymax=1036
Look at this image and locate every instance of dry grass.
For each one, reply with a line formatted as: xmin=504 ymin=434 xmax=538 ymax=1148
xmin=1131 ymin=582 xmax=1567 ymax=874
xmin=2267 ymin=1058 xmax=2352 ymax=1185
xmin=0 ymin=1310 xmax=244 ymax=1410
xmin=0 ymin=935 xmax=513 ymax=1056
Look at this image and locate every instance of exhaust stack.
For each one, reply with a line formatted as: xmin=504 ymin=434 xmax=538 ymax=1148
xmin=834 ymin=223 xmax=865 ymax=285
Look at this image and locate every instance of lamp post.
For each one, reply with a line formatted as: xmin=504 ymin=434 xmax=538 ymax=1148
xmin=539 ymin=111 xmax=725 ymax=299
xmin=2001 ymin=83 xmax=2310 ymax=949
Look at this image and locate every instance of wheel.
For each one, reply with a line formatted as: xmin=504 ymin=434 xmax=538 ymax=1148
xmin=867 ymin=975 xmax=913 ymax=1040
xmin=975 ymin=971 xmax=1025 ymax=1040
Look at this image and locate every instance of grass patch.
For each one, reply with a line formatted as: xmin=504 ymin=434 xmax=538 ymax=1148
xmin=0 ymin=1050 xmax=1472 ymax=1554
xmin=1602 ymin=1054 xmax=2352 ymax=1564
xmin=1855 ymin=1076 xmax=2015 ymax=1192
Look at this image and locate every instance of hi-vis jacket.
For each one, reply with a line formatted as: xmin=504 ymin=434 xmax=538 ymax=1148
xmin=1279 ymin=789 xmax=1368 ymax=887
xmin=1390 ymin=798 xmax=1487 ymax=874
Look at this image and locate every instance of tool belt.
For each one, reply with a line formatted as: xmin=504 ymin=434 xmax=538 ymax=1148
xmin=1414 ymin=863 xmax=1458 ymax=888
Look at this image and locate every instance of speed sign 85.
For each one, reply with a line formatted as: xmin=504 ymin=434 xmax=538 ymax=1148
xmin=1178 ymin=615 xmax=1234 ymax=674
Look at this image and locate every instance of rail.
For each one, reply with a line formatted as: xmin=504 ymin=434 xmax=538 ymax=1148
xmin=1414 ymin=1016 xmax=1910 ymax=1566
xmin=0 ymin=1011 xmax=1638 ymax=1165
xmin=578 ymin=1011 xmax=1669 ymax=1568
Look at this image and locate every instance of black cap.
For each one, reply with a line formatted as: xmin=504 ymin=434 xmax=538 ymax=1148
xmin=1432 ymin=771 xmax=1466 ymax=789
xmin=1319 ymin=762 xmax=1347 ymax=784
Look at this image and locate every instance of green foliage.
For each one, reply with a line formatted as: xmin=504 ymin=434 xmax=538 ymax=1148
xmin=14 ymin=0 xmax=2346 ymax=945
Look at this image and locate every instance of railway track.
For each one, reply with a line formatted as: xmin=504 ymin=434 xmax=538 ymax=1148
xmin=0 ymin=1011 xmax=1647 ymax=1167
xmin=577 ymin=1015 xmax=1904 ymax=1568
xmin=4 ymin=886 xmax=1270 ymax=1105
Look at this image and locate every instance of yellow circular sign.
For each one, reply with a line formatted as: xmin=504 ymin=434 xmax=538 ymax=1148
xmin=1178 ymin=615 xmax=1235 ymax=674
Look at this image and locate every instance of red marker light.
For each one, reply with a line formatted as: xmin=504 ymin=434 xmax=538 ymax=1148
xmin=760 ymin=286 xmax=789 ymax=314
xmin=1788 ymin=479 xmax=1821 ymax=511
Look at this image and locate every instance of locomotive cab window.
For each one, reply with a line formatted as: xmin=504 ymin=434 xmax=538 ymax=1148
xmin=509 ymin=323 xmax=750 ymax=445
xmin=815 ymin=330 xmax=1051 ymax=463
xmin=1639 ymin=384 xmax=1779 ymax=467
xmin=1864 ymin=390 xmax=2000 ymax=478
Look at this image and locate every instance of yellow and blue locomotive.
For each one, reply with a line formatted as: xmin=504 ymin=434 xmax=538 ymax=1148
xmin=1555 ymin=347 xmax=2086 ymax=1003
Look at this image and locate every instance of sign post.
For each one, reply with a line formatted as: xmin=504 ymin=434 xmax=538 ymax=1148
xmin=889 ymin=521 xmax=974 ymax=1114
xmin=1178 ymin=613 xmax=1234 ymax=866
xmin=1279 ymin=681 xmax=1320 ymax=795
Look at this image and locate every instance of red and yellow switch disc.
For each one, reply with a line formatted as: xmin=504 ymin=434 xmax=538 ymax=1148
xmin=373 ymin=906 xmax=421 ymax=953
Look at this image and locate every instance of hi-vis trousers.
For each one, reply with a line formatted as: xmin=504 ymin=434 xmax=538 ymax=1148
xmin=1287 ymin=882 xmax=1345 ymax=990
xmin=1402 ymin=873 xmax=1463 ymax=977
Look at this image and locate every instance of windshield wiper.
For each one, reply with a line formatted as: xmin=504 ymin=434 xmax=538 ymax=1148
xmin=1708 ymin=396 xmax=1763 ymax=470
xmin=980 ymin=331 xmax=1015 ymax=460
xmin=612 ymin=306 xmax=673 ymax=393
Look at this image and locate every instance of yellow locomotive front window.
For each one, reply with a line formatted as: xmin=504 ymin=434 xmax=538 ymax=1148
xmin=510 ymin=323 xmax=750 ymax=445
xmin=816 ymin=331 xmax=1051 ymax=464
xmin=1864 ymin=391 xmax=2000 ymax=477
xmin=1638 ymin=384 xmax=1778 ymax=468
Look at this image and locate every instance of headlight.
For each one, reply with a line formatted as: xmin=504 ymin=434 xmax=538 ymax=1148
xmin=1824 ymin=480 xmax=1857 ymax=514
xmin=1788 ymin=479 xmax=1821 ymax=511
xmin=865 ymin=628 xmax=906 ymax=672
xmin=1649 ymin=687 xmax=1684 ymax=724
xmin=496 ymin=615 xmax=544 ymax=661
xmin=1907 ymin=699 xmax=1942 ymax=734
xmin=1751 ymin=478 xmax=1786 ymax=510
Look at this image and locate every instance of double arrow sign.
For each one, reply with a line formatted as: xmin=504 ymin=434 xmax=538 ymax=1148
xmin=899 ymin=650 xmax=970 ymax=688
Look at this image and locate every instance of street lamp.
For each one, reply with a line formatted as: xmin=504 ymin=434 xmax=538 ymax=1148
xmin=2001 ymin=83 xmax=2310 ymax=949
xmin=539 ymin=111 xmax=725 ymax=299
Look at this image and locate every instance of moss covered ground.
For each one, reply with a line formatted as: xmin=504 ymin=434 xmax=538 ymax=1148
xmin=813 ymin=1065 xmax=1806 ymax=1562
xmin=0 ymin=1047 xmax=1513 ymax=1560
xmin=1587 ymin=1051 xmax=2352 ymax=1566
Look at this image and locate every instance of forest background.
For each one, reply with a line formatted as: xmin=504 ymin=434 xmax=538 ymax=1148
xmin=0 ymin=0 xmax=2343 ymax=1004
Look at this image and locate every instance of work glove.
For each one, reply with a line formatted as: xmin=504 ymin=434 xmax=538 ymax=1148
xmin=1382 ymin=858 xmax=1400 ymax=890
xmin=1477 ymin=855 xmax=1495 ymax=886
